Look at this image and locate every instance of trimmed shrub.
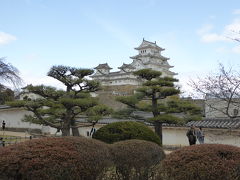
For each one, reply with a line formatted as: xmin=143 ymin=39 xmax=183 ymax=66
xmin=159 ymin=144 xmax=240 ymax=180
xmin=109 ymin=139 xmax=165 ymax=180
xmin=0 ymin=137 xmax=111 ymax=180
xmin=93 ymin=121 xmax=161 ymax=145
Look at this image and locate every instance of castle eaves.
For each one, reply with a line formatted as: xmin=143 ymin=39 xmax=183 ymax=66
xmin=135 ymin=39 xmax=164 ymax=51
xmin=94 ymin=63 xmax=112 ymax=70
xmin=118 ymin=63 xmax=135 ymax=70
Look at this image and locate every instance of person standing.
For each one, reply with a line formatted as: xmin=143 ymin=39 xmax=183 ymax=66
xmin=196 ymin=127 xmax=205 ymax=144
xmin=186 ymin=125 xmax=197 ymax=145
xmin=90 ymin=125 xmax=96 ymax=137
xmin=2 ymin=121 xmax=5 ymax=131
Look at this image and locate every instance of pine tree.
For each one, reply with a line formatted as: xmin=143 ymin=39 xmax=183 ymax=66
xmin=8 ymin=65 xmax=111 ymax=136
xmin=116 ymin=69 xmax=201 ymax=146
xmin=0 ymin=86 xmax=14 ymax=104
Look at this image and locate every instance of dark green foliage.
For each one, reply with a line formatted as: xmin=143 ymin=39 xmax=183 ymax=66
xmin=133 ymin=69 xmax=162 ymax=80
xmin=149 ymin=114 xmax=184 ymax=124
xmin=116 ymin=95 xmax=141 ymax=108
xmin=93 ymin=121 xmax=161 ymax=145
xmin=159 ymin=144 xmax=240 ymax=180
xmin=0 ymin=88 xmax=14 ymax=104
xmin=86 ymin=104 xmax=113 ymax=121
xmin=166 ymin=98 xmax=202 ymax=115
xmin=0 ymin=137 xmax=112 ymax=180
xmin=109 ymin=140 xmax=165 ymax=180
xmin=112 ymin=109 xmax=135 ymax=119
xmin=7 ymin=65 xmax=112 ymax=136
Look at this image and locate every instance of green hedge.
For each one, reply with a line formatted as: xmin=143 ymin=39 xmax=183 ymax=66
xmin=93 ymin=121 xmax=161 ymax=145
xmin=159 ymin=144 xmax=240 ymax=180
xmin=0 ymin=137 xmax=111 ymax=180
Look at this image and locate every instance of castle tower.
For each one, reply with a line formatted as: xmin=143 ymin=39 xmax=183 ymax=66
xmin=93 ymin=63 xmax=112 ymax=75
xmin=91 ymin=39 xmax=177 ymax=94
xmin=130 ymin=39 xmax=177 ymax=77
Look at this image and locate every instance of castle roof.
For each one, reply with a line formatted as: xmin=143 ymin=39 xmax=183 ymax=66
xmin=130 ymin=54 xmax=170 ymax=60
xmin=186 ymin=118 xmax=240 ymax=129
xmin=118 ymin=63 xmax=135 ymax=70
xmin=135 ymin=39 xmax=164 ymax=51
xmin=94 ymin=63 xmax=112 ymax=70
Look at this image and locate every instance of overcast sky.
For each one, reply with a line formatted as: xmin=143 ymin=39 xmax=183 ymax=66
xmin=1 ymin=0 xmax=240 ymax=94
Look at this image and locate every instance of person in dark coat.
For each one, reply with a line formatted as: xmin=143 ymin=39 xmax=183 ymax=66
xmin=186 ymin=125 xmax=197 ymax=145
xmin=2 ymin=121 xmax=5 ymax=131
xmin=90 ymin=125 xmax=96 ymax=137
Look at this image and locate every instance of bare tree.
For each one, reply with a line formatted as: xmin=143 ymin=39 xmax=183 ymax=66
xmin=0 ymin=57 xmax=22 ymax=88
xmin=190 ymin=64 xmax=240 ymax=119
xmin=228 ymin=30 xmax=240 ymax=43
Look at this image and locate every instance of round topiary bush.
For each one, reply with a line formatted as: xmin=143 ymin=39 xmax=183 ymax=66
xmin=0 ymin=137 xmax=111 ymax=180
xmin=109 ymin=139 xmax=165 ymax=180
xmin=159 ymin=144 xmax=240 ymax=180
xmin=92 ymin=121 xmax=161 ymax=145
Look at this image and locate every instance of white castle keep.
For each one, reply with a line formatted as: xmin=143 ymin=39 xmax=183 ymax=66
xmin=91 ymin=39 xmax=177 ymax=87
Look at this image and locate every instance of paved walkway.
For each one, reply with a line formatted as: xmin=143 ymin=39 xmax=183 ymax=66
xmin=0 ymin=130 xmax=30 ymax=137
xmin=0 ymin=131 xmax=175 ymax=154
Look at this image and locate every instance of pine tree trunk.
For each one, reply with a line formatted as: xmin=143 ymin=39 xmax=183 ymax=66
xmin=154 ymin=122 xmax=163 ymax=146
xmin=62 ymin=121 xmax=71 ymax=136
xmin=71 ymin=120 xmax=80 ymax=136
xmin=152 ymin=94 xmax=159 ymax=117
xmin=62 ymin=127 xmax=70 ymax=136
xmin=152 ymin=93 xmax=163 ymax=146
xmin=72 ymin=127 xmax=80 ymax=136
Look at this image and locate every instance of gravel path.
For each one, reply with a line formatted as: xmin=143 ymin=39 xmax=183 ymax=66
xmin=0 ymin=130 xmax=30 ymax=137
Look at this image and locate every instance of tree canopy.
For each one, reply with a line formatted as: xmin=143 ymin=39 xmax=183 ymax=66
xmin=116 ymin=69 xmax=202 ymax=145
xmin=8 ymin=65 xmax=112 ymax=136
xmin=0 ymin=86 xmax=14 ymax=104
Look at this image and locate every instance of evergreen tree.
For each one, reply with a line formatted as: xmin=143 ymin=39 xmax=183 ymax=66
xmin=116 ymin=69 xmax=202 ymax=146
xmin=0 ymin=86 xmax=14 ymax=104
xmin=8 ymin=65 xmax=111 ymax=136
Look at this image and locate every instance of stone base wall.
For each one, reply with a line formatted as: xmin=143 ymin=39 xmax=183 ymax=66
xmin=96 ymin=85 xmax=139 ymax=110
xmin=101 ymin=85 xmax=139 ymax=95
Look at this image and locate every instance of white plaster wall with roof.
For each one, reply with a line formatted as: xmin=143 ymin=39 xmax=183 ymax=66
xmin=19 ymin=92 xmax=43 ymax=100
xmin=77 ymin=123 xmax=240 ymax=147
xmin=205 ymin=98 xmax=240 ymax=118
xmin=0 ymin=106 xmax=56 ymax=134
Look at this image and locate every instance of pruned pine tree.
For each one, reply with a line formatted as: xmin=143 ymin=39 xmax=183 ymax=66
xmin=8 ymin=65 xmax=111 ymax=136
xmin=0 ymin=86 xmax=14 ymax=104
xmin=116 ymin=69 xmax=202 ymax=146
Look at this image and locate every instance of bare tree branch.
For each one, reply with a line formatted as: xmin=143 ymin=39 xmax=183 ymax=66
xmin=0 ymin=57 xmax=22 ymax=88
xmin=190 ymin=64 xmax=240 ymax=118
